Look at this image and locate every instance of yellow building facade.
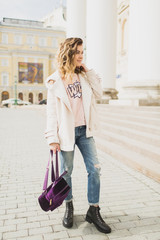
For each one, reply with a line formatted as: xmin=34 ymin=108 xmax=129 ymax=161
xmin=0 ymin=18 xmax=65 ymax=104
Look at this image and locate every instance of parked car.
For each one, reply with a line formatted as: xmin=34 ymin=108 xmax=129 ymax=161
xmin=39 ymin=99 xmax=47 ymax=105
xmin=1 ymin=98 xmax=32 ymax=107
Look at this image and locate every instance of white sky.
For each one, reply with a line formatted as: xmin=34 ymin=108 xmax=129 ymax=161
xmin=0 ymin=0 xmax=66 ymax=21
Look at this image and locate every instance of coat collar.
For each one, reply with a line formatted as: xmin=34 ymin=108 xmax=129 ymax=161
xmin=54 ymin=72 xmax=72 ymax=112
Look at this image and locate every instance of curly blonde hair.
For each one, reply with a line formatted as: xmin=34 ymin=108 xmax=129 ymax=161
xmin=56 ymin=37 xmax=85 ymax=81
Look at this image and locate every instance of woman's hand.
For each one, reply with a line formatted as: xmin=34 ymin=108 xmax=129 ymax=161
xmin=49 ymin=143 xmax=61 ymax=154
xmin=81 ymin=63 xmax=89 ymax=72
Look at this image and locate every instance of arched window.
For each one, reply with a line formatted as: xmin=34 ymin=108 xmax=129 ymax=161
xmin=29 ymin=92 xmax=33 ymax=103
xmin=38 ymin=93 xmax=43 ymax=101
xmin=1 ymin=91 xmax=9 ymax=101
xmin=18 ymin=92 xmax=23 ymax=100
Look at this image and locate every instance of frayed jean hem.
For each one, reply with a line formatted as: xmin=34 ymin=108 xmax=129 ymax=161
xmin=64 ymin=198 xmax=73 ymax=203
xmin=89 ymin=202 xmax=99 ymax=206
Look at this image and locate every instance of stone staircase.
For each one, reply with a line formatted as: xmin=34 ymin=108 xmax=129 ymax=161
xmin=95 ymin=105 xmax=160 ymax=182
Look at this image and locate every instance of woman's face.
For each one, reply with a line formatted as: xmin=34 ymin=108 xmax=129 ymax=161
xmin=73 ymin=44 xmax=83 ymax=67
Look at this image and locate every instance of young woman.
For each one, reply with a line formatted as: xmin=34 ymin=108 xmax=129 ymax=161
xmin=45 ymin=37 xmax=111 ymax=234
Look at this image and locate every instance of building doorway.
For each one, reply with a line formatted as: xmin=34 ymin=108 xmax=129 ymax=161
xmin=18 ymin=92 xmax=23 ymax=100
xmin=29 ymin=92 xmax=33 ymax=103
xmin=1 ymin=91 xmax=9 ymax=101
xmin=38 ymin=93 xmax=43 ymax=102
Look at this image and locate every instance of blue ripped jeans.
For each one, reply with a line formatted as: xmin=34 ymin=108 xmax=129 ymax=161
xmin=59 ymin=125 xmax=100 ymax=205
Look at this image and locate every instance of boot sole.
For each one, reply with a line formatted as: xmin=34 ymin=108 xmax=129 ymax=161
xmin=85 ymin=215 xmax=111 ymax=234
xmin=63 ymin=221 xmax=73 ymax=229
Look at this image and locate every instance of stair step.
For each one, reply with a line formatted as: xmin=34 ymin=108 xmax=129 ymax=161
xmin=94 ymin=105 xmax=160 ymax=182
xmin=98 ymin=122 xmax=160 ymax=148
xmin=98 ymin=107 xmax=160 ymax=119
xmin=95 ymin=136 xmax=160 ymax=182
xmin=97 ymin=104 xmax=160 ymax=113
xmin=98 ymin=111 xmax=160 ymax=126
xmin=99 ymin=117 xmax=160 ymax=136
xmin=96 ymin=128 xmax=160 ymax=163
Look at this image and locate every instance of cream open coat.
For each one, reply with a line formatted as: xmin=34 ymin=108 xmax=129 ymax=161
xmin=45 ymin=69 xmax=102 ymax=151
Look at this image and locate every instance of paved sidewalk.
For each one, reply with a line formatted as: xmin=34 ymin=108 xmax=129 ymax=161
xmin=0 ymin=107 xmax=160 ymax=240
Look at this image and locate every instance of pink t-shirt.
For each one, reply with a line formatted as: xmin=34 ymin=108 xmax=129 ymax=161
xmin=63 ymin=74 xmax=86 ymax=127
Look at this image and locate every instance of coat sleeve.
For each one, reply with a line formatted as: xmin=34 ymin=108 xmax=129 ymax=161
xmin=85 ymin=69 xmax=103 ymax=99
xmin=44 ymin=82 xmax=60 ymax=146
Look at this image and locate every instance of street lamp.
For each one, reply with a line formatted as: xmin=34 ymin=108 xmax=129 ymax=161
xmin=14 ymin=75 xmax=18 ymax=105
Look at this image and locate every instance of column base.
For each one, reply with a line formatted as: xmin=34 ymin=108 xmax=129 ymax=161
xmin=115 ymin=84 xmax=160 ymax=106
xmin=97 ymin=88 xmax=118 ymax=104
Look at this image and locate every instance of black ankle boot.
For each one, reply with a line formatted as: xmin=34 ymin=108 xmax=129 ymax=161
xmin=63 ymin=201 xmax=74 ymax=228
xmin=85 ymin=206 xmax=111 ymax=234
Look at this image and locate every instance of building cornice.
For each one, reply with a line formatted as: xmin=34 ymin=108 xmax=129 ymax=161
xmin=0 ymin=49 xmax=56 ymax=57
xmin=0 ymin=85 xmax=46 ymax=91
xmin=0 ymin=17 xmax=66 ymax=33
xmin=0 ymin=26 xmax=65 ymax=37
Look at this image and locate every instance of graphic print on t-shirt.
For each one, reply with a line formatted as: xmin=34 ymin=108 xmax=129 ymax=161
xmin=67 ymin=81 xmax=82 ymax=98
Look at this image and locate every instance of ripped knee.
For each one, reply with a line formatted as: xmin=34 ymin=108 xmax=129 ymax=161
xmin=94 ymin=163 xmax=101 ymax=176
xmin=94 ymin=164 xmax=101 ymax=169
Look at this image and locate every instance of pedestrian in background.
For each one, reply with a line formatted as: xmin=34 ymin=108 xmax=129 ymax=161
xmin=45 ymin=37 xmax=111 ymax=234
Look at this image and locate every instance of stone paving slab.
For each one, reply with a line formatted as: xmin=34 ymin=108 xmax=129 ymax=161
xmin=0 ymin=107 xmax=160 ymax=240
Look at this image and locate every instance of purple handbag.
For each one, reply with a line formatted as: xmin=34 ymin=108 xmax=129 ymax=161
xmin=38 ymin=150 xmax=70 ymax=212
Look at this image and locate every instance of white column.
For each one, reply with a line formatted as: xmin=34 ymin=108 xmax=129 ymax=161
xmin=86 ymin=0 xmax=117 ymax=91
xmin=66 ymin=0 xmax=86 ymax=40
xmin=127 ymin=0 xmax=160 ymax=101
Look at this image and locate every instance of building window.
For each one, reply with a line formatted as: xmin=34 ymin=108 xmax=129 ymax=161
xmin=1 ymin=72 xmax=9 ymax=86
xmin=52 ymin=38 xmax=58 ymax=48
xmin=38 ymin=93 xmax=43 ymax=101
xmin=1 ymin=91 xmax=9 ymax=101
xmin=27 ymin=35 xmax=34 ymax=45
xmin=2 ymin=33 xmax=8 ymax=44
xmin=1 ymin=59 xmax=9 ymax=66
xmin=29 ymin=92 xmax=33 ymax=103
xmin=14 ymin=35 xmax=22 ymax=45
xmin=18 ymin=92 xmax=23 ymax=100
xmin=39 ymin=37 xmax=46 ymax=47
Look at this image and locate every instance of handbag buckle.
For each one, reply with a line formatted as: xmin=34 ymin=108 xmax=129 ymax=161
xmin=50 ymin=199 xmax=52 ymax=205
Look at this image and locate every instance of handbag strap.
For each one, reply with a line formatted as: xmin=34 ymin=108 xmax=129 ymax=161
xmin=43 ymin=150 xmax=59 ymax=191
xmin=50 ymin=150 xmax=56 ymax=182
xmin=55 ymin=149 xmax=59 ymax=179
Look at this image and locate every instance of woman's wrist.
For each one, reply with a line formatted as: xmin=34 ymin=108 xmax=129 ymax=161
xmin=49 ymin=143 xmax=60 ymax=153
xmin=81 ymin=63 xmax=89 ymax=72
